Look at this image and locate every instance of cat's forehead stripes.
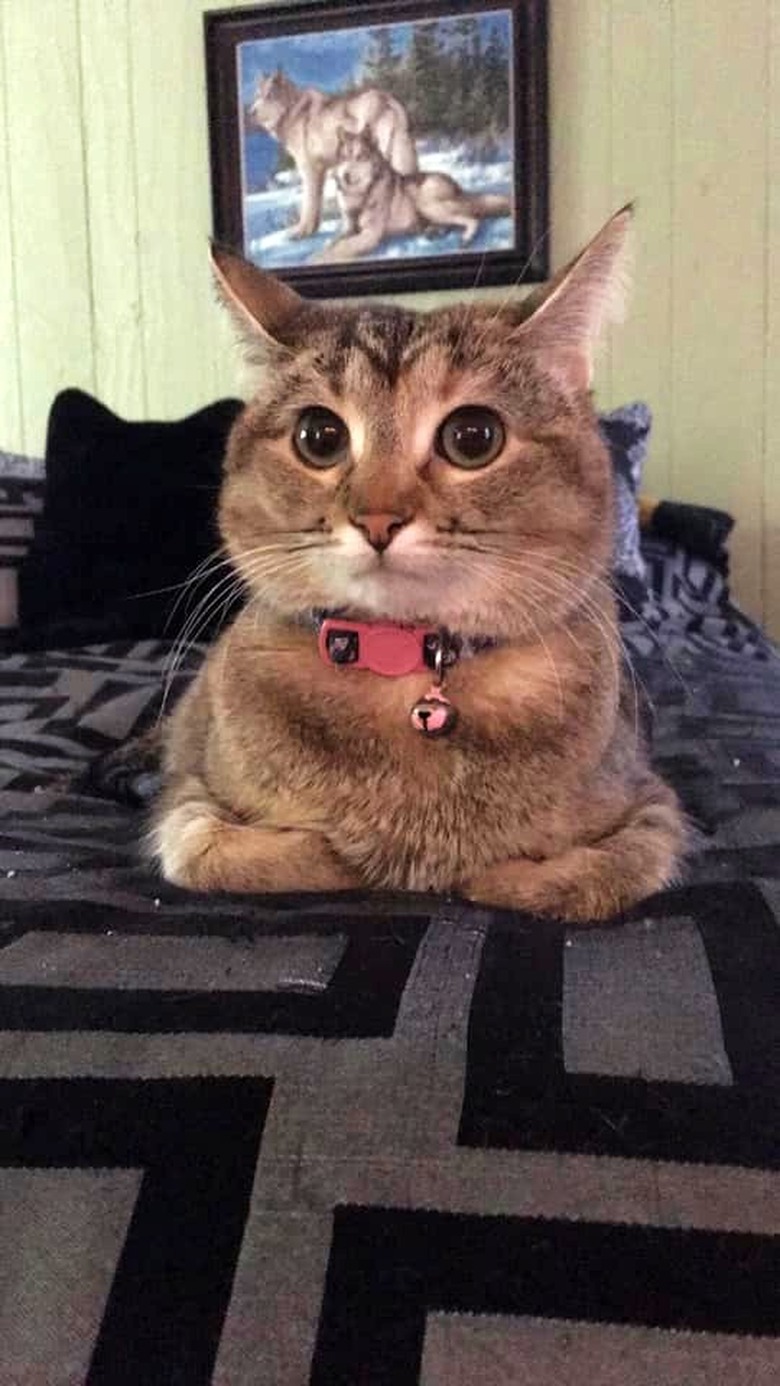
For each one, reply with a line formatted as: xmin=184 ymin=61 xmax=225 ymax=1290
xmin=278 ymin=306 xmax=515 ymax=471
xmin=332 ymin=338 xmax=478 ymax=457
xmin=328 ymin=306 xmax=419 ymax=389
xmin=319 ymin=304 xmax=501 ymax=405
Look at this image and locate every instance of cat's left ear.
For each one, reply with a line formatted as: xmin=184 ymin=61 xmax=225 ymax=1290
xmin=512 ymin=205 xmax=633 ymax=390
xmin=210 ymin=243 xmax=303 ymax=349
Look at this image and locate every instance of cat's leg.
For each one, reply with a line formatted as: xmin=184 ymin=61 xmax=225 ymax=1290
xmin=151 ymin=778 xmax=359 ymax=893
xmin=461 ymin=787 xmax=687 ymax=922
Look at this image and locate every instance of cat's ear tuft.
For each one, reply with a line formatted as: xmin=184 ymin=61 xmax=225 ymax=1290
xmin=210 ymin=242 xmax=303 ymax=350
xmin=513 ymin=205 xmax=634 ymax=390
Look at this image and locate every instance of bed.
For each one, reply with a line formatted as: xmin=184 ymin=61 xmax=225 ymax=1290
xmin=1 ymin=391 xmax=778 ymax=1384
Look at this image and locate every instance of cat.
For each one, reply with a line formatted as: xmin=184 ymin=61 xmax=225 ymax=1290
xmin=313 ymin=128 xmax=512 ymax=263
xmin=249 ymin=71 xmax=418 ymax=240
xmin=150 ymin=208 xmax=688 ymax=921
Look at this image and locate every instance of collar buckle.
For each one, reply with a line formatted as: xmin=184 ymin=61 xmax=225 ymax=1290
xmin=319 ymin=619 xmax=455 ymax=678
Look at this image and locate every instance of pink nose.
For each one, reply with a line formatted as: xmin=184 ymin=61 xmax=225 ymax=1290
xmin=350 ymin=512 xmax=409 ymax=552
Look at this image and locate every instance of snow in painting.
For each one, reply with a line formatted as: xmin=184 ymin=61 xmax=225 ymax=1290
xmin=237 ymin=9 xmax=515 ymax=270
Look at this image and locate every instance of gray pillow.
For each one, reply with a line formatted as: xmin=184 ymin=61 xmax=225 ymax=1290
xmin=598 ymin=401 xmax=652 ymax=584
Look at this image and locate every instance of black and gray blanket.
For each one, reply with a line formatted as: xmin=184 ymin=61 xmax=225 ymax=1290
xmin=0 ymin=535 xmax=778 ymax=1385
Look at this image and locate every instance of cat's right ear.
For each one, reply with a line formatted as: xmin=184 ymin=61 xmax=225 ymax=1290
xmin=511 ymin=206 xmax=633 ymax=391
xmin=210 ymin=243 xmax=303 ymax=350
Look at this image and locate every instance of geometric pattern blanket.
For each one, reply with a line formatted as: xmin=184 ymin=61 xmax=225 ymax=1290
xmin=0 ymin=540 xmax=779 ymax=1384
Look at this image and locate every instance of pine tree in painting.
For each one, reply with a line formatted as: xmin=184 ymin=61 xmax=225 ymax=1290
xmin=362 ymin=26 xmax=401 ymax=88
xmin=354 ymin=15 xmax=511 ymax=143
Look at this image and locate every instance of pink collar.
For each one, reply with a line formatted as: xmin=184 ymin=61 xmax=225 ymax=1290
xmin=318 ymin=617 xmax=440 ymax=677
xmin=314 ymin=615 xmax=486 ymax=737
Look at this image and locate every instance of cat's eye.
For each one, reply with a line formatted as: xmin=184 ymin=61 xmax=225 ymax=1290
xmin=436 ymin=406 xmax=505 ymax=470
xmin=293 ymin=407 xmax=350 ymax=468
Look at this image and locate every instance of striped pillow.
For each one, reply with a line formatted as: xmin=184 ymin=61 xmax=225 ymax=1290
xmin=0 ymin=450 xmax=45 ymax=631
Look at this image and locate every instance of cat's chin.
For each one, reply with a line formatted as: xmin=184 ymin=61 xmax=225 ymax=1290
xmin=316 ymin=566 xmax=492 ymax=632
xmin=309 ymin=558 xmax=438 ymax=626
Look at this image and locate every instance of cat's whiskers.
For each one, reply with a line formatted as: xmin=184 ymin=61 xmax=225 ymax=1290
xmin=158 ymin=540 xmax=297 ymax=715
xmin=161 ymin=578 xmax=241 ymax=711
xmin=174 ymin=537 xmax=650 ymax=743
xmin=479 ymin=550 xmax=616 ymax=643
xmin=231 ymin=538 xmax=336 ymax=588
xmin=230 ymin=552 xmax=315 ymax=598
xmin=443 ymin=540 xmax=639 ymax=732
xmin=123 ymin=551 xmax=231 ymax=605
xmin=123 ymin=550 xmax=237 ymax=668
xmin=480 ymin=551 xmax=627 ymax=672
xmin=214 ymin=555 xmax=316 ymax=704
xmin=120 ymin=548 xmax=242 ymax=712
xmin=472 ymin=550 xmax=652 ymax=736
xmin=449 ymin=552 xmax=566 ymax=719
xmin=159 ymin=543 xmax=324 ymax=718
xmin=513 ymin=599 xmax=566 ymax=720
xmin=234 ymin=534 xmax=328 ymax=579
xmin=510 ymin=554 xmax=658 ymax=729
xmin=158 ymin=550 xmax=245 ymax=681
xmin=236 ymin=548 xmax=338 ymax=627
xmin=160 ymin=569 xmax=249 ymax=718
xmin=516 ymin=550 xmax=691 ymax=699
xmin=519 ymin=564 xmax=645 ymax=737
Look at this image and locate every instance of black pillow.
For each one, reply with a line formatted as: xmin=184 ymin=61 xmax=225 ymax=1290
xmin=646 ymin=500 xmax=734 ymax=570
xmin=18 ymin=390 xmax=243 ymax=647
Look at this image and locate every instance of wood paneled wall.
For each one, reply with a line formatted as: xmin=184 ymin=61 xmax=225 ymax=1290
xmin=1 ymin=0 xmax=778 ymax=631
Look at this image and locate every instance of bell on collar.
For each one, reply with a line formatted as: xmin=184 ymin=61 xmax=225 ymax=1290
xmin=409 ymin=689 xmax=457 ymax=737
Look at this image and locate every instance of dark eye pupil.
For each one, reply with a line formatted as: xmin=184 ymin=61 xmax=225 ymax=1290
xmin=303 ymin=420 xmax=340 ymax=456
xmin=294 ymin=408 xmax=348 ymax=466
xmin=452 ymin=419 xmax=494 ymax=458
xmin=438 ymin=406 xmax=504 ymax=468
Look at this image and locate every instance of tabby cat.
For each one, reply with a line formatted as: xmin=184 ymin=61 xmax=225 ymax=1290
xmin=151 ymin=208 xmax=687 ymax=920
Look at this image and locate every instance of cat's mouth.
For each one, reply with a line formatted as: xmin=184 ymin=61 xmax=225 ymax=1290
xmin=314 ymin=533 xmax=479 ymax=625
xmin=335 ymin=546 xmax=428 ymax=595
xmin=234 ymin=530 xmax=576 ymax=637
xmin=315 ymin=530 xmax=585 ymax=635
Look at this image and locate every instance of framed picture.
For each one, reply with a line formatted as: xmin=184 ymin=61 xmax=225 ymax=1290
xmin=205 ymin=0 xmax=548 ymax=298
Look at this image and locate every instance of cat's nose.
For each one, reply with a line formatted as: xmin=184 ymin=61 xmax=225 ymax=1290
xmin=350 ymin=512 xmax=410 ymax=553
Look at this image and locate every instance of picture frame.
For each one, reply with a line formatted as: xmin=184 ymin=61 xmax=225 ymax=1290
xmin=205 ymin=0 xmax=548 ymax=299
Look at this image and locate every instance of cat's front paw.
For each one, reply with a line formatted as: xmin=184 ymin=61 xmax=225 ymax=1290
xmin=460 ymin=790 xmax=687 ymax=922
xmin=152 ymin=803 xmax=361 ymax=894
xmin=460 ymin=857 xmax=600 ymax=920
xmin=460 ymin=870 xmax=616 ymax=922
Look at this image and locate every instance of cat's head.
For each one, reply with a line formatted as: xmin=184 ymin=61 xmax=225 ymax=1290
xmin=213 ymin=209 xmax=631 ymax=638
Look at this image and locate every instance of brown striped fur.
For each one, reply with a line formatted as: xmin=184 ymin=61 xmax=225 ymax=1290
xmin=151 ymin=210 xmax=687 ymax=920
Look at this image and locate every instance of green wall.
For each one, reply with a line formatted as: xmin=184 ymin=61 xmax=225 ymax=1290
xmin=1 ymin=0 xmax=778 ymax=632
